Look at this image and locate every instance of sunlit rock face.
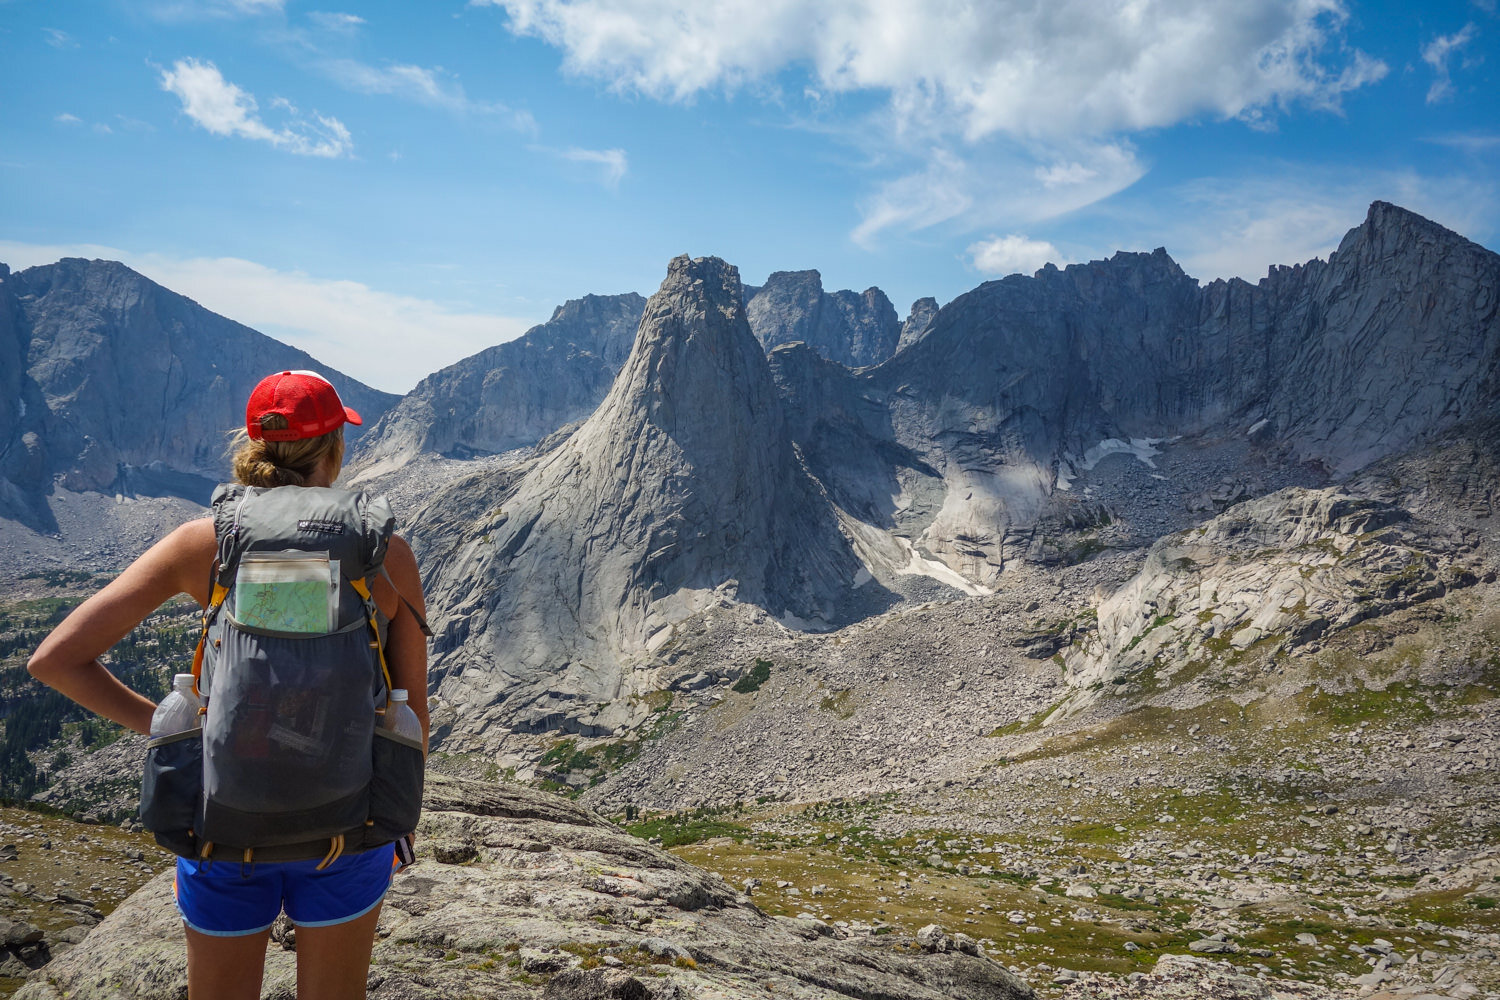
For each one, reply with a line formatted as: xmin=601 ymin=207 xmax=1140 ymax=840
xmin=414 ymin=256 xmax=884 ymax=741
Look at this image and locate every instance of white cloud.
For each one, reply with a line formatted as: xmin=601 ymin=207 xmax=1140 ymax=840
xmin=485 ymin=0 xmax=1385 ymax=140
xmin=0 ymin=241 xmax=536 ymax=393
xmin=1425 ymin=132 xmax=1500 ymax=154
xmin=308 ymin=11 xmax=365 ymax=30
xmin=1422 ymin=23 xmax=1477 ymax=103
xmin=159 ymin=57 xmax=352 ymax=157
xmin=320 ymin=58 xmax=537 ymax=130
xmin=55 ymin=113 xmax=82 ymax=124
xmin=43 ymin=28 xmax=75 ymax=48
xmin=852 ymin=139 xmax=1146 ymax=246
xmin=557 ymin=146 xmax=628 ymax=186
xmin=967 ymin=234 xmax=1067 ymax=275
xmin=483 ymin=0 xmax=1386 ymax=245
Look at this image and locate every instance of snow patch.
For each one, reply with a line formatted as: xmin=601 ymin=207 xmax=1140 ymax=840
xmin=894 ymin=536 xmax=991 ymax=597
xmin=1078 ymin=437 xmax=1167 ymax=471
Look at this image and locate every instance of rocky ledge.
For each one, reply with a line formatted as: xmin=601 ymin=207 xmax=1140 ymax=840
xmin=14 ymin=775 xmax=1034 ymax=1000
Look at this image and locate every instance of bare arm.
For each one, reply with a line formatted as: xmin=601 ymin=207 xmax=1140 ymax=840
xmin=27 ymin=518 xmax=217 ymax=736
xmin=375 ymin=533 xmax=430 ymax=753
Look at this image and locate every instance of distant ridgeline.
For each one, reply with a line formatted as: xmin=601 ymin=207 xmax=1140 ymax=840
xmin=0 ymin=258 xmax=397 ymax=532
xmin=1 ymin=202 xmax=1497 ymax=743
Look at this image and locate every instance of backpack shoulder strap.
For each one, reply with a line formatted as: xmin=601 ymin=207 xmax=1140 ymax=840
xmin=209 ymin=483 xmax=252 ymax=589
xmin=380 ymin=564 xmax=433 ymax=638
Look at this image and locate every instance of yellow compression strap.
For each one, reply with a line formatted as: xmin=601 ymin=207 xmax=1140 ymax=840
xmin=190 ymin=583 xmax=229 ymax=698
xmin=349 ymin=578 xmax=395 ymax=703
xmin=316 ymin=834 xmax=345 ymax=871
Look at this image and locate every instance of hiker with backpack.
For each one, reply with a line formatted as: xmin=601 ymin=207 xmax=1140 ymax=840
xmin=28 ymin=370 xmax=429 ymax=1000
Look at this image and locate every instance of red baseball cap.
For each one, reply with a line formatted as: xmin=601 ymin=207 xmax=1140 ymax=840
xmin=245 ymin=370 xmax=362 ymax=442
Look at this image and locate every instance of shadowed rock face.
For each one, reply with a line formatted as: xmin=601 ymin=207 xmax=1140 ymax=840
xmin=16 ymin=775 xmax=1035 ymax=1000
xmin=773 ymin=202 xmax=1500 ymax=585
xmin=414 ymin=256 xmax=885 ymax=738
xmin=0 ymin=258 xmax=396 ymax=528
xmin=351 ymin=292 xmax=647 ymax=477
xmin=746 ymin=270 xmax=900 ymax=368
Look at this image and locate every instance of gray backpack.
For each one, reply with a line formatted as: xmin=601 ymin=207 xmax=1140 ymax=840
xmin=140 ymin=484 xmax=424 ymax=865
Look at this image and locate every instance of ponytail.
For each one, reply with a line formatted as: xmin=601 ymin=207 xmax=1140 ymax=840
xmin=229 ymin=414 xmax=345 ymax=488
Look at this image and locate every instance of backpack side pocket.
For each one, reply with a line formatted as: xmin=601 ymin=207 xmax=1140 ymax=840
xmin=140 ymin=730 xmax=202 ymax=858
xmin=368 ymin=728 xmax=424 ymax=843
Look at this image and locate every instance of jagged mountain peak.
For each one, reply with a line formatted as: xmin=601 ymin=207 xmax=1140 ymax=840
xmin=1335 ymin=199 xmax=1494 ymax=265
xmin=416 ymin=254 xmax=877 ymax=738
xmin=600 ymin=254 xmax=783 ymax=450
xmin=745 ymin=266 xmax=901 ymax=368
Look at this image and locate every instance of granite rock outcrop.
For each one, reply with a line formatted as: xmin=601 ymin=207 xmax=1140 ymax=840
xmin=14 ymin=776 xmax=1035 ymax=1000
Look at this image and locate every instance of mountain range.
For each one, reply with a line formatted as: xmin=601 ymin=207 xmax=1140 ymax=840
xmin=2 ymin=202 xmax=1496 ymax=744
xmin=4 ymin=201 xmax=1499 ymax=999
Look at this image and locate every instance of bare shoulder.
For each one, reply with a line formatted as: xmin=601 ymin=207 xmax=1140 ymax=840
xmin=118 ymin=517 xmax=218 ymax=606
xmin=385 ymin=534 xmax=424 ymax=594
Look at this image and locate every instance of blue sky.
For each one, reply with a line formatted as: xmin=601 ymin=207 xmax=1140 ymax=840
xmin=2 ymin=0 xmax=1496 ymax=392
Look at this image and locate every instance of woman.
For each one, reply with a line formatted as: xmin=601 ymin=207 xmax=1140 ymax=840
xmin=28 ymin=370 xmax=428 ymax=1000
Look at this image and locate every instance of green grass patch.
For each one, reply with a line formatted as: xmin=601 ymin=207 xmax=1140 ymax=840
xmin=732 ymin=658 xmax=773 ymax=694
xmin=626 ymin=810 xmax=752 ymax=848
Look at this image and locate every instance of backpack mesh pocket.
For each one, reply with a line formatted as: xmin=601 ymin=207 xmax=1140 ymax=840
xmin=202 ymin=623 xmax=379 ymax=846
xmin=140 ymin=730 xmax=202 ymax=857
xmin=368 ymin=728 xmax=424 ymax=842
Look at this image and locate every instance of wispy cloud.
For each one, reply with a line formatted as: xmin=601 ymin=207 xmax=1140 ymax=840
xmin=1424 ymin=131 xmax=1500 ymax=154
xmin=54 ymin=113 xmax=82 ymax=125
xmin=159 ymin=57 xmax=352 ymax=158
xmin=1422 ymin=23 xmax=1478 ymax=103
xmin=147 ymin=0 xmax=286 ymax=20
xmin=1113 ymin=167 xmax=1500 ymax=282
xmin=0 ymin=241 xmax=535 ymax=393
xmin=319 ymin=57 xmax=537 ymax=131
xmin=43 ymin=28 xmax=76 ymax=48
xmin=852 ymin=139 xmax=1146 ymax=247
xmin=308 ymin=10 xmax=365 ymax=31
xmin=554 ymin=146 xmax=628 ymax=187
xmin=967 ymin=234 xmax=1068 ymax=276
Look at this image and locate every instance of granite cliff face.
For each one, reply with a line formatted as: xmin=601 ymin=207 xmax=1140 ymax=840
xmin=0 ymin=258 xmax=396 ymax=529
xmin=351 ymin=292 xmax=646 ymax=478
xmin=745 ymin=270 xmax=901 ymax=368
xmin=413 ymin=256 xmax=883 ymax=740
xmin=772 ymin=202 xmax=1500 ymax=587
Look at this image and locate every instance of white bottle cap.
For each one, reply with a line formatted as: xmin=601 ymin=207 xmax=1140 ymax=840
xmin=173 ymin=673 xmax=196 ymax=690
xmin=391 ymin=689 xmax=408 ymax=702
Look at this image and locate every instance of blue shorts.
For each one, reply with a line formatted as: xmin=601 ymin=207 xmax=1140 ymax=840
xmin=174 ymin=844 xmax=397 ymax=937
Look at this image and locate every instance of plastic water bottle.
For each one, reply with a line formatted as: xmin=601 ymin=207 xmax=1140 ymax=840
xmin=150 ymin=673 xmax=203 ymax=738
xmin=383 ymin=689 xmax=422 ymax=743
